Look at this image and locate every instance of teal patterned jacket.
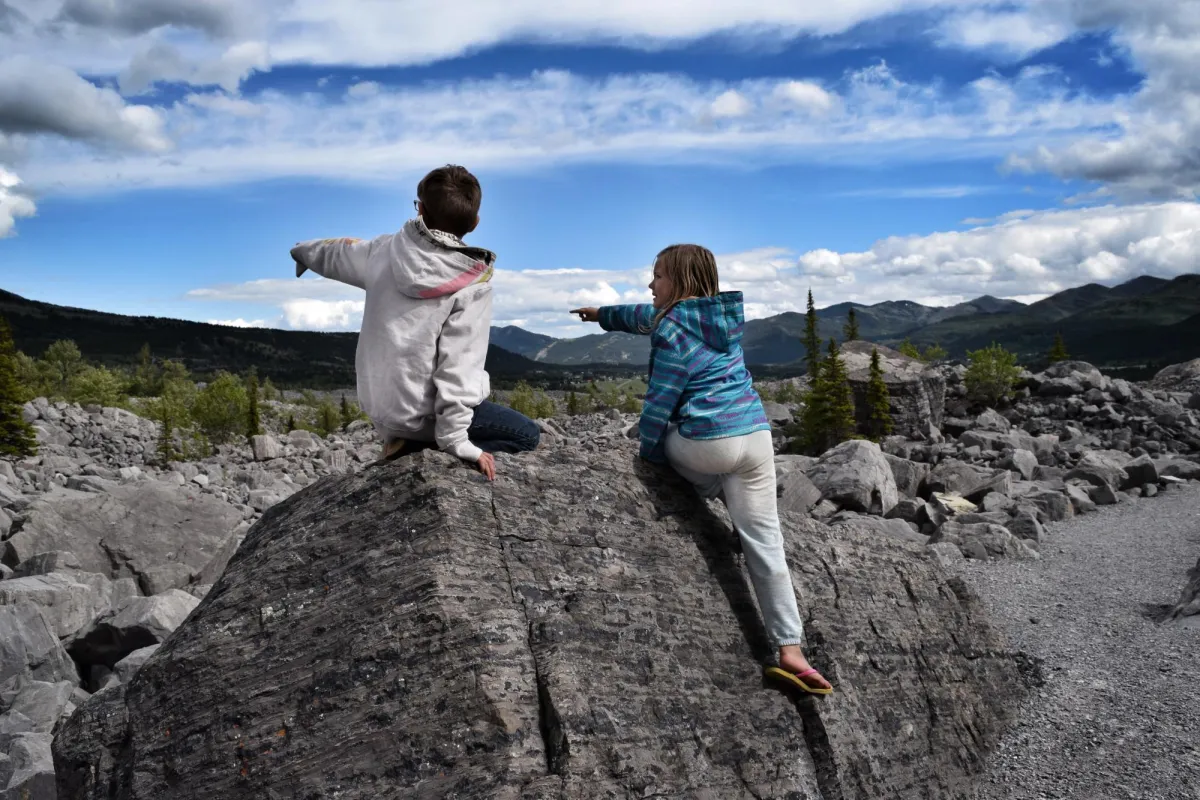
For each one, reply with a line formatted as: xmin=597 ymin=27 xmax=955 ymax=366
xmin=599 ymin=292 xmax=770 ymax=463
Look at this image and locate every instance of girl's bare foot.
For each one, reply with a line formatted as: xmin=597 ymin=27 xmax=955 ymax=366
xmin=778 ymin=645 xmax=832 ymax=691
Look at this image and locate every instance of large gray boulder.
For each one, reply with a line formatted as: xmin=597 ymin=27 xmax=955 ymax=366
xmin=840 ymin=341 xmax=946 ymax=439
xmin=806 ymin=439 xmax=899 ymax=516
xmin=0 ymin=573 xmax=138 ymax=639
xmin=1065 ymin=451 xmax=1130 ymax=492
xmin=2 ymin=484 xmax=244 ymax=594
xmin=1168 ymin=556 xmax=1200 ymax=628
xmin=54 ymin=444 xmax=1028 ymax=799
xmin=0 ymin=606 xmax=77 ymax=686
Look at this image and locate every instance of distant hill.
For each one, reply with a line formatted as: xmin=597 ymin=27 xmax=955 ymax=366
xmin=488 ymin=273 xmax=1200 ymax=373
xmin=0 ymin=290 xmax=581 ymax=389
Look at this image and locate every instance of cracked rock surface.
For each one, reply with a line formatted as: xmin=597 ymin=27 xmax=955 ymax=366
xmin=54 ymin=443 xmax=1029 ymax=799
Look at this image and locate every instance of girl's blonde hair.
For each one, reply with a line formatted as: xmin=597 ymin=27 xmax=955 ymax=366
xmin=647 ymin=244 xmax=720 ymax=330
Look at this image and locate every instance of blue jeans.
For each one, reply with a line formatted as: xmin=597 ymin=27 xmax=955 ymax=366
xmin=467 ymin=400 xmax=540 ymax=454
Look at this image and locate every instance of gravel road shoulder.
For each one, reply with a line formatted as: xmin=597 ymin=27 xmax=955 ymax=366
xmin=959 ymin=482 xmax=1200 ymax=800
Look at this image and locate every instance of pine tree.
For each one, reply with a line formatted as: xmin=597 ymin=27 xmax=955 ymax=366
xmin=339 ymin=393 xmax=353 ymax=430
xmin=843 ymin=307 xmax=860 ymax=341
xmin=0 ymin=317 xmax=37 ymax=457
xmin=803 ymin=288 xmax=821 ymax=380
xmin=820 ymin=338 xmax=856 ymax=448
xmin=246 ymin=369 xmax=262 ymax=443
xmin=132 ymin=343 xmax=158 ymax=396
xmin=1047 ymin=332 xmax=1069 ymax=364
xmin=865 ymin=347 xmax=893 ymax=441
xmin=286 ymin=414 xmax=297 ymax=433
xmin=566 ymin=391 xmax=581 ymax=415
xmin=794 ymin=338 xmax=855 ymax=455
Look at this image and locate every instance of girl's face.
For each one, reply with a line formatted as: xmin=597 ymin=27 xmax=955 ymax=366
xmin=649 ymin=260 xmax=674 ymax=309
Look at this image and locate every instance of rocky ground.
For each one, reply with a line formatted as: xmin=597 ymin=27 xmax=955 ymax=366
xmin=964 ymin=484 xmax=1200 ymax=800
xmin=0 ymin=352 xmax=1198 ymax=797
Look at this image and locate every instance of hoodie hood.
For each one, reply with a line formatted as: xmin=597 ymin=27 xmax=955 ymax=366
xmin=664 ymin=291 xmax=745 ymax=353
xmin=392 ymin=217 xmax=497 ymax=300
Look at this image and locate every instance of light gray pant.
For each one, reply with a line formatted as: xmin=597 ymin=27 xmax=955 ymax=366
xmin=665 ymin=428 xmax=805 ymax=648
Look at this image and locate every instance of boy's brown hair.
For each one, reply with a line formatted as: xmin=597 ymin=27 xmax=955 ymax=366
xmin=417 ymin=165 xmax=481 ymax=239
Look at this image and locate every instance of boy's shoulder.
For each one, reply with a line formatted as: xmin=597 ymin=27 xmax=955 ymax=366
xmin=402 ymin=218 xmax=498 ymax=267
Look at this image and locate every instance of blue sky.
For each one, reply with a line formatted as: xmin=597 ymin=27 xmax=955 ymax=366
xmin=1 ymin=1 xmax=1198 ymax=338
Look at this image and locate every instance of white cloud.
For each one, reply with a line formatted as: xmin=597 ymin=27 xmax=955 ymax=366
xmin=0 ymin=56 xmax=170 ymax=151
xmin=207 ymin=317 xmax=271 ymax=328
xmin=14 ymin=65 xmax=1121 ymax=195
xmin=0 ymin=165 xmax=35 ymax=236
xmin=939 ymin=10 xmax=1072 ymax=58
xmin=184 ymin=91 xmax=263 ymax=117
xmin=280 ymin=299 xmax=364 ymax=330
xmin=773 ymin=80 xmax=837 ymax=115
xmin=346 ymin=81 xmax=380 ymax=98
xmin=709 ymin=89 xmax=752 ymax=119
xmin=796 ymin=201 xmax=1200 ymax=305
xmin=120 ymin=40 xmax=269 ymax=95
xmin=55 ymin=0 xmax=251 ymax=38
xmin=185 ymin=204 xmax=1200 ymax=335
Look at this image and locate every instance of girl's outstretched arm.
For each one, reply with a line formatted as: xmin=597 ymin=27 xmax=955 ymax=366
xmin=598 ymin=305 xmax=657 ymax=336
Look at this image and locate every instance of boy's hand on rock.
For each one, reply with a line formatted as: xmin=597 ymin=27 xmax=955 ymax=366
xmin=570 ymin=307 xmax=599 ymax=323
xmin=476 ymin=452 xmax=496 ymax=481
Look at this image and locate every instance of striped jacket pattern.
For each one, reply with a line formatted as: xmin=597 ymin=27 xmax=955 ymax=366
xmin=599 ymin=291 xmax=770 ymax=463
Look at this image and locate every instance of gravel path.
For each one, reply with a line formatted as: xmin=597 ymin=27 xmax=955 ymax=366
xmin=960 ymin=482 xmax=1200 ymax=800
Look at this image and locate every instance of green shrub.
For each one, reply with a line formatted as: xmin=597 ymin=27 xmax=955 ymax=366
xmin=42 ymin=340 xmax=85 ymax=397
xmin=147 ymin=377 xmax=196 ymax=463
xmin=965 ymin=342 xmax=1021 ymax=407
xmin=191 ymin=372 xmax=249 ymax=446
xmin=68 ymin=366 xmax=127 ymax=407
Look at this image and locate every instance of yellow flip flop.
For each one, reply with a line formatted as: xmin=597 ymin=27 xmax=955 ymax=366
xmin=764 ymin=665 xmax=834 ymax=696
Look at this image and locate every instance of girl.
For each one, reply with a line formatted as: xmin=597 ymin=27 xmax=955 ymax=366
xmin=570 ymin=244 xmax=832 ymax=695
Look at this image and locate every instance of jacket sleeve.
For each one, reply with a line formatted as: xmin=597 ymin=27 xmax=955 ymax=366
xmin=598 ymin=304 xmax=656 ymax=335
xmin=638 ymin=323 xmax=693 ymax=464
xmin=290 ymin=236 xmax=374 ymax=289
xmin=432 ymin=284 xmax=492 ymax=463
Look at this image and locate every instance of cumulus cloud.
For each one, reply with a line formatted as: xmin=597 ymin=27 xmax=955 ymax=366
xmin=207 ymin=317 xmax=271 ymax=328
xmin=938 ymin=9 xmax=1073 ymax=58
xmin=0 ymin=56 xmax=169 ymax=151
xmin=709 ymin=89 xmax=752 ymax=119
xmin=796 ymin=201 xmax=1200 ymax=305
xmin=0 ymin=165 xmax=35 ymax=237
xmin=994 ymin=0 xmax=1200 ymax=198
xmin=773 ymin=80 xmax=837 ymax=115
xmin=56 ymin=0 xmax=246 ymax=38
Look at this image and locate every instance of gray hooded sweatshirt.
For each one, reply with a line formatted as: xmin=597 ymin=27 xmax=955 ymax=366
xmin=291 ymin=218 xmax=496 ymax=463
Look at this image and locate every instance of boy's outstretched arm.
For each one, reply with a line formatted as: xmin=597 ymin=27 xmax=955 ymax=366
xmin=291 ymin=236 xmax=374 ymax=289
xmin=432 ymin=285 xmax=492 ymax=467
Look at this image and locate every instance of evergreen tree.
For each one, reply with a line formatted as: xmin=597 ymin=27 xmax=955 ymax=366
xmin=1047 ymin=332 xmax=1069 ymax=364
xmin=921 ymin=343 xmax=948 ymax=364
xmin=286 ymin=414 xmax=297 ymax=433
xmin=316 ymin=401 xmax=340 ymax=436
xmin=803 ymin=289 xmax=821 ymax=380
xmin=246 ymin=369 xmax=262 ymax=442
xmin=261 ymin=377 xmax=277 ymax=402
xmin=843 ymin=307 xmax=860 ymax=341
xmin=820 ymin=338 xmax=856 ymax=448
xmin=339 ymin=393 xmax=353 ymax=430
xmin=0 ymin=317 xmax=37 ymax=457
xmin=864 ymin=347 xmax=893 ymax=441
xmin=566 ymin=391 xmax=581 ymax=415
xmin=793 ymin=338 xmax=855 ymax=455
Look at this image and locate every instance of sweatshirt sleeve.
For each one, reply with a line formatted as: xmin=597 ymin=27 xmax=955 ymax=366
xmin=598 ymin=304 xmax=657 ymax=335
xmin=432 ymin=284 xmax=492 ymax=463
xmin=290 ymin=236 xmax=375 ymax=289
xmin=638 ymin=322 xmax=693 ymax=464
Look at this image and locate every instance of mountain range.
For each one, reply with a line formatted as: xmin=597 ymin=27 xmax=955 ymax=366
xmin=494 ymin=274 xmax=1200 ymax=373
xmin=2 ymin=272 xmax=1198 ymax=388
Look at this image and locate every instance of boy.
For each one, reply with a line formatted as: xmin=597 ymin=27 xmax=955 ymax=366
xmin=291 ymin=164 xmax=539 ymax=480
